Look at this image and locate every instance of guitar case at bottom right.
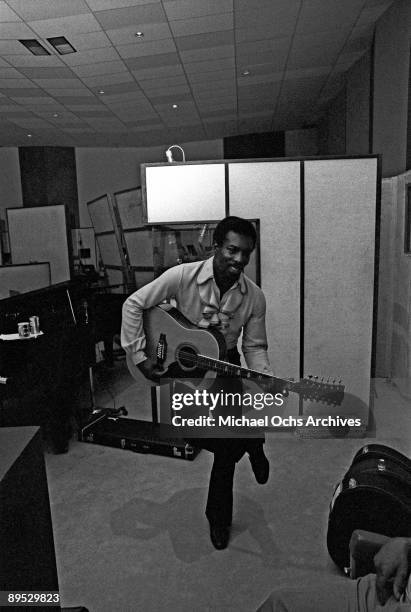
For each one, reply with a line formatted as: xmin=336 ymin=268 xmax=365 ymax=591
xmin=327 ymin=444 xmax=411 ymax=572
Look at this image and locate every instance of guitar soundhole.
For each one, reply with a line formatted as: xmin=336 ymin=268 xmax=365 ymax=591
xmin=177 ymin=345 xmax=198 ymax=371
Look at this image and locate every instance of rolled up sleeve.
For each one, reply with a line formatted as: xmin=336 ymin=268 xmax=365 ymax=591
xmin=241 ymin=293 xmax=273 ymax=375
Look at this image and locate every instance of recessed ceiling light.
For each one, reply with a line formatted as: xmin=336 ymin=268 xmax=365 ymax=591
xmin=19 ymin=39 xmax=50 ymax=56
xmin=53 ymin=113 xmax=59 ymax=117
xmin=98 ymin=90 xmax=105 ymax=94
xmin=172 ymin=104 xmax=178 ymax=109
xmin=135 ymin=31 xmax=144 ymax=38
xmin=27 ymin=134 xmax=32 ymax=138
xmin=47 ymin=36 xmax=76 ymax=55
xmin=242 ymin=70 xmax=250 ymax=76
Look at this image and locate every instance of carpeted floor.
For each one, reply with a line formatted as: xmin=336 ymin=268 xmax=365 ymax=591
xmin=45 ymin=363 xmax=411 ymax=612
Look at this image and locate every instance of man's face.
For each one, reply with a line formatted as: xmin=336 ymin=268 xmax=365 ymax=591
xmin=213 ymin=230 xmax=255 ymax=282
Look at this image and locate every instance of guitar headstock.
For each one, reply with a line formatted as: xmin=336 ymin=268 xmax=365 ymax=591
xmin=291 ymin=375 xmax=345 ymax=406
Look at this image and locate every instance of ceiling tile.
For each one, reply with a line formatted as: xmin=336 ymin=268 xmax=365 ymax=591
xmin=183 ymin=56 xmax=235 ymax=75
xmin=33 ymin=78 xmax=89 ymax=89
xmin=19 ymin=66 xmax=76 ymax=78
xmin=8 ymin=116 xmax=55 ymax=128
xmin=71 ymin=60 xmax=129 ymax=77
xmin=235 ymin=24 xmax=290 ymax=43
xmin=94 ymin=3 xmax=167 ymax=29
xmin=28 ymin=13 xmax=102 ymax=37
xmin=10 ymin=96 xmax=59 ymax=105
xmin=169 ymin=13 xmax=233 ymax=37
xmin=91 ymin=81 xmax=142 ymax=95
xmin=0 ymin=22 xmax=37 ymax=37
xmin=125 ymin=51 xmax=180 ymax=70
xmin=43 ymin=88 xmax=94 ymax=97
xmin=81 ymin=72 xmax=135 ymax=87
xmin=3 ymin=54 xmax=65 ymax=68
xmin=163 ymin=0 xmax=232 ymax=21
xmin=106 ymin=22 xmax=172 ymax=45
xmin=62 ymin=126 xmax=96 ymax=133
xmin=88 ymin=0 xmax=160 ymax=8
xmin=66 ymin=31 xmax=113 ymax=51
xmin=100 ymin=90 xmax=147 ymax=102
xmin=0 ymin=79 xmax=40 ymax=88
xmin=180 ymin=44 xmax=234 ymax=63
xmin=142 ymin=83 xmax=190 ymax=96
xmin=186 ymin=68 xmax=234 ymax=84
xmin=0 ymin=40 xmax=28 ymax=54
xmin=285 ymin=65 xmax=333 ymax=79
xmin=7 ymin=0 xmax=90 ymax=21
xmin=117 ymin=38 xmax=176 ymax=58
xmin=0 ymin=1 xmax=22 ymax=22
xmin=60 ymin=47 xmax=119 ymax=66
xmin=131 ymin=64 xmax=184 ymax=80
xmin=56 ymin=98 xmax=105 ymax=106
xmin=175 ymin=30 xmax=234 ymax=51
xmin=356 ymin=4 xmax=394 ymax=25
xmin=135 ymin=74 xmax=187 ymax=89
xmin=147 ymin=91 xmax=193 ymax=105
xmin=235 ymin=2 xmax=300 ymax=31
xmin=191 ymin=81 xmax=235 ymax=94
xmin=0 ymin=67 xmax=24 ymax=78
xmin=296 ymin=0 xmax=364 ymax=33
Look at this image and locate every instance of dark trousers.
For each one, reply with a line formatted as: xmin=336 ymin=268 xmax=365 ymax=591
xmin=194 ymin=347 xmax=265 ymax=527
xmin=201 ymin=437 xmax=264 ymax=526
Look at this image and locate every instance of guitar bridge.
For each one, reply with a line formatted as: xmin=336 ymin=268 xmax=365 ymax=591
xmin=156 ymin=333 xmax=167 ymax=367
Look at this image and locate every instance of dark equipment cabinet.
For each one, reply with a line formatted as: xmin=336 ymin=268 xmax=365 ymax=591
xmin=0 ymin=280 xmax=94 ymax=453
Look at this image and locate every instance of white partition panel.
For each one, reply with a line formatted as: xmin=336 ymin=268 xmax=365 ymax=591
xmin=0 ymin=262 xmax=50 ymax=299
xmin=7 ymin=205 xmax=70 ymax=285
xmin=144 ymin=163 xmax=226 ymax=223
xmin=304 ymin=158 xmax=377 ymax=417
xmin=229 ymin=162 xmax=301 ymax=416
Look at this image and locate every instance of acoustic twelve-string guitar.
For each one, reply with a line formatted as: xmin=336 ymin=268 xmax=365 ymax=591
xmin=126 ymin=304 xmax=345 ymax=406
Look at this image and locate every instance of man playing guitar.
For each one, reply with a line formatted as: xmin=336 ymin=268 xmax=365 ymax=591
xmin=121 ymin=216 xmax=277 ymax=550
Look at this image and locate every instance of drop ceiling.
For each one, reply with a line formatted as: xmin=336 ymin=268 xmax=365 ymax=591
xmin=0 ymin=0 xmax=394 ymax=147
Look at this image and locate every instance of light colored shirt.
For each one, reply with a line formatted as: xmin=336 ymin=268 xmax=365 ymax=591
xmin=121 ymin=256 xmax=273 ymax=375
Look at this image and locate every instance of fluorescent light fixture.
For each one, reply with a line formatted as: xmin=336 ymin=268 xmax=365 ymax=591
xmin=19 ymin=39 xmax=50 ymax=56
xmin=47 ymin=36 xmax=76 ymax=55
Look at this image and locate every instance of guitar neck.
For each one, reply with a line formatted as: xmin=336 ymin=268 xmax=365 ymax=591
xmin=196 ymin=354 xmax=290 ymax=388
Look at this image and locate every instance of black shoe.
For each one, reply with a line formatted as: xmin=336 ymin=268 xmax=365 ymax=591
xmin=249 ymin=448 xmax=270 ymax=484
xmin=209 ymin=524 xmax=230 ymax=550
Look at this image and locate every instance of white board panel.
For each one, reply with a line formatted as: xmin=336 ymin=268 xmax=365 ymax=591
xmin=0 ymin=263 xmax=50 ymax=299
xmin=304 ymin=158 xmax=377 ymax=414
xmin=96 ymin=233 xmax=122 ymax=266
xmin=87 ymin=195 xmax=114 ymax=234
xmin=229 ymin=161 xmax=301 ymax=419
xmin=7 ymin=205 xmax=70 ymax=285
xmin=115 ymin=187 xmax=143 ymax=230
xmin=144 ymin=164 xmax=226 ymax=223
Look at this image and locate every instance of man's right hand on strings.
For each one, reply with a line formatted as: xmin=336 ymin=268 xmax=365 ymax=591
xmin=137 ymin=358 xmax=165 ymax=382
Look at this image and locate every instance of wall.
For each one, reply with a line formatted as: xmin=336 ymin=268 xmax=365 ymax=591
xmin=0 ymin=148 xmax=23 ymax=216
xmin=317 ymin=87 xmax=347 ymax=155
xmin=285 ymin=128 xmax=319 ymax=157
xmin=373 ymin=0 xmax=410 ymax=177
xmin=76 ymin=139 xmax=223 ymax=227
xmin=346 ymin=50 xmax=371 ymax=156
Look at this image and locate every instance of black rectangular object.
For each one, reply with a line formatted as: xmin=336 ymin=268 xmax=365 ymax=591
xmin=79 ymin=414 xmax=200 ymax=461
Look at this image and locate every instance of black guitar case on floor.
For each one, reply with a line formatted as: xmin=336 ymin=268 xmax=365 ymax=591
xmin=327 ymin=444 xmax=411 ymax=572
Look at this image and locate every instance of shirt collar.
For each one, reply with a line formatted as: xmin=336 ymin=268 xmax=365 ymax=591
xmin=197 ymin=256 xmax=247 ymax=294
